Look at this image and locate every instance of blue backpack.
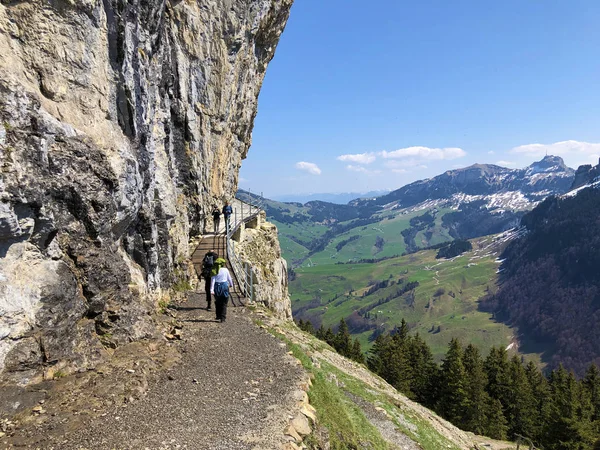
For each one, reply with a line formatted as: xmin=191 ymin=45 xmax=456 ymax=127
xmin=214 ymin=281 xmax=230 ymax=298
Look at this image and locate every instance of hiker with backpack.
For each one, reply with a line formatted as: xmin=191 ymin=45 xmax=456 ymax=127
xmin=210 ymin=259 xmax=233 ymax=323
xmin=201 ymin=250 xmax=218 ymax=311
xmin=222 ymin=201 xmax=233 ymax=232
xmin=211 ymin=204 xmax=221 ymax=234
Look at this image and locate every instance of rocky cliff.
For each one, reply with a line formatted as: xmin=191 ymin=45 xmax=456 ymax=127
xmin=0 ymin=0 xmax=292 ymax=380
xmin=571 ymin=158 xmax=600 ymax=190
xmin=233 ymin=211 xmax=292 ymax=320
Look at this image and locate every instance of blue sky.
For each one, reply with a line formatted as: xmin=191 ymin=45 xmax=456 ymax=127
xmin=239 ymin=0 xmax=600 ymax=197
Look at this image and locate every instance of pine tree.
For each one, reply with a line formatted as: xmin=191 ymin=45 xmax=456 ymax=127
xmin=389 ymin=320 xmax=412 ymax=396
xmin=315 ymin=325 xmax=326 ymax=341
xmin=394 ymin=318 xmax=410 ymax=343
xmin=334 ymin=319 xmax=352 ymax=357
xmin=351 ymin=338 xmax=365 ymax=364
xmin=577 ymin=373 xmax=599 ymax=449
xmin=367 ymin=333 xmax=392 ymax=376
xmin=437 ymin=338 xmax=468 ymax=425
xmin=303 ymin=320 xmax=315 ymax=335
xmin=542 ymin=364 xmax=590 ymax=449
xmin=462 ymin=344 xmax=489 ymax=435
xmin=485 ymin=397 xmax=508 ymax=440
xmin=484 ymin=347 xmax=511 ymax=412
xmin=524 ymin=360 xmax=549 ymax=442
xmin=506 ymin=355 xmax=536 ymax=439
xmin=584 ymin=364 xmax=600 ymax=445
xmin=584 ymin=364 xmax=600 ymax=422
xmin=407 ymin=333 xmax=439 ymax=409
xmin=324 ymin=327 xmax=335 ymax=347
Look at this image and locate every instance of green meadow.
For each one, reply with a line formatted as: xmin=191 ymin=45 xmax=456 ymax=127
xmin=275 ymin=206 xmax=455 ymax=268
xmin=289 ymin=236 xmax=518 ymax=361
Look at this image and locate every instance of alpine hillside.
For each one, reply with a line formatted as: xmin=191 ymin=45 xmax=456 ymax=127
xmin=241 ymin=155 xmax=575 ymax=269
xmin=482 ymin=160 xmax=600 ymax=376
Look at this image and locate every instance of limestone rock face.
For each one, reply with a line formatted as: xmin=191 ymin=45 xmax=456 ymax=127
xmin=0 ymin=0 xmax=292 ymax=378
xmin=234 ymin=213 xmax=292 ymax=320
xmin=571 ymin=159 xmax=600 ymax=190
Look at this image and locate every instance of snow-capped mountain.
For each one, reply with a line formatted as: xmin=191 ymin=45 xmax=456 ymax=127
xmin=354 ymin=156 xmax=575 ymax=212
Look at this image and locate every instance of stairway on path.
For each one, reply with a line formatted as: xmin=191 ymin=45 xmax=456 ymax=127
xmin=191 ymin=233 xmax=247 ymax=306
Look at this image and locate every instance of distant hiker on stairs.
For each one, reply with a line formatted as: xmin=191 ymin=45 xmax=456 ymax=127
xmin=210 ymin=260 xmax=233 ymax=323
xmin=201 ymin=250 xmax=218 ymax=311
xmin=222 ymin=201 xmax=233 ymax=232
xmin=211 ymin=204 xmax=221 ymax=234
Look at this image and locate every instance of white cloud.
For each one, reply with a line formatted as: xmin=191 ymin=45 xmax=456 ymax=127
xmin=391 ymin=169 xmax=407 ymax=174
xmin=379 ymin=146 xmax=466 ymax=161
xmin=496 ymin=160 xmax=516 ymax=167
xmin=337 ymin=152 xmax=376 ymax=164
xmin=295 ymin=161 xmax=322 ymax=175
xmin=488 ymin=151 xmax=495 ymax=155
xmin=346 ymin=165 xmax=381 ymax=175
xmin=510 ymin=140 xmax=600 ymax=158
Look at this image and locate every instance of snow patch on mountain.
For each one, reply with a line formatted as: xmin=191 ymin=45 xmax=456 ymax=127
xmin=391 ymin=189 xmax=549 ymax=216
xmin=564 ymin=179 xmax=600 ymax=198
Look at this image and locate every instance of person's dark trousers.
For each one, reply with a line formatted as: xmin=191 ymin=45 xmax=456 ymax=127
xmin=204 ymin=276 xmax=212 ymax=309
xmin=213 ymin=218 xmax=220 ymax=234
xmin=215 ymin=295 xmax=228 ymax=322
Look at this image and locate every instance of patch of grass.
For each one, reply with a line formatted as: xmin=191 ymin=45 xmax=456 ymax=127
xmin=53 ymin=370 xmax=67 ymax=379
xmin=267 ymin=327 xmax=389 ymax=448
xmin=268 ymin=328 xmax=313 ymax=370
xmin=158 ymin=297 xmax=171 ymax=314
xmin=320 ymin=361 xmax=463 ymax=450
xmin=268 ymin=326 xmax=468 ymax=450
xmin=308 ymin=369 xmax=391 ymax=450
xmin=172 ymin=279 xmax=192 ymax=292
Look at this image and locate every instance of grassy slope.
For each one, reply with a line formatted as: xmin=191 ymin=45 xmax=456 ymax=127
xmin=264 ymin=317 xmax=516 ymax=450
xmin=282 ymin=207 xmax=455 ymax=268
xmin=290 ymin=235 xmax=519 ymax=361
xmin=274 ymin=220 xmax=329 ymax=264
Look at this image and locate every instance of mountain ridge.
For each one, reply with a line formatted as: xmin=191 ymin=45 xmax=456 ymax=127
xmin=353 ymin=155 xmax=574 ymax=210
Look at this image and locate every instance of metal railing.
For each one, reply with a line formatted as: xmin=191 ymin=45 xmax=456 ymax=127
xmin=225 ymin=192 xmax=265 ymax=302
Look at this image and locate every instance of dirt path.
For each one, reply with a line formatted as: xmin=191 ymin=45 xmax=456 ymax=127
xmin=2 ymin=293 xmax=306 ymax=449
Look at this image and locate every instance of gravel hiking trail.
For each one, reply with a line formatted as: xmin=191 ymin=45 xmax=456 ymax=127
xmin=3 ymin=293 xmax=306 ymax=450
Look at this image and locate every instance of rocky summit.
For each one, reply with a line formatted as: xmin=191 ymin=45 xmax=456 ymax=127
xmin=0 ymin=0 xmax=293 ymax=381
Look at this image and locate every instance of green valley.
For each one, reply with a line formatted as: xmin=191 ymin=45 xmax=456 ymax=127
xmin=288 ymin=233 xmax=520 ymax=360
xmin=237 ymin=160 xmax=574 ymax=364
